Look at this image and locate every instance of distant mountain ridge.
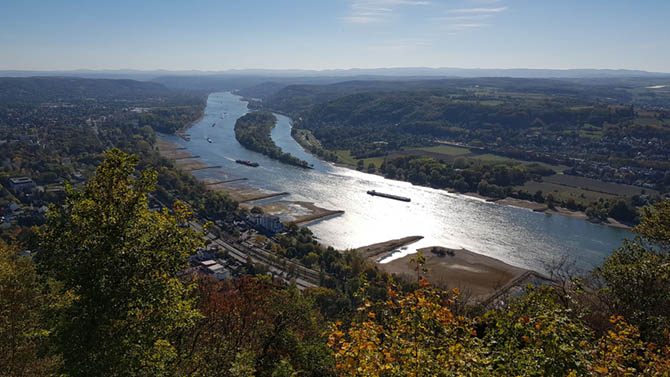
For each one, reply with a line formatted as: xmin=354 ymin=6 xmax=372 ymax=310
xmin=1 ymin=67 xmax=669 ymax=81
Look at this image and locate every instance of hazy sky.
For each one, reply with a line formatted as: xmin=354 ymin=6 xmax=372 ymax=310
xmin=1 ymin=0 xmax=669 ymax=72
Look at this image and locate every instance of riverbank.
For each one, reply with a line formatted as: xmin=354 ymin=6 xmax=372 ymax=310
xmin=156 ymin=138 xmax=209 ymax=171
xmin=354 ymin=236 xmax=424 ymax=259
xmin=495 ymin=197 xmax=631 ymax=229
xmin=378 ymin=246 xmax=530 ymax=302
xmin=157 ymin=136 xmax=344 ymax=225
xmin=286 ymin=124 xmax=631 ymax=231
xmin=254 ymin=200 xmax=344 ymax=226
xmin=174 ymin=110 xmax=205 ymax=141
xmin=323 ymin=154 xmax=631 ymax=230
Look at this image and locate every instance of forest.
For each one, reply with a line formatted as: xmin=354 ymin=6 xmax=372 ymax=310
xmin=234 ymin=111 xmax=312 ymax=168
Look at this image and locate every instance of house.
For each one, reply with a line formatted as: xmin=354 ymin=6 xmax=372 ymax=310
xmin=9 ymin=177 xmax=36 ymax=193
xmin=199 ymin=259 xmax=231 ymax=280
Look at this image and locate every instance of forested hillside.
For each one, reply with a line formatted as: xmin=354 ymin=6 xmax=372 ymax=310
xmin=0 ymin=76 xmax=183 ymax=103
xmin=244 ymin=77 xmax=670 ymax=223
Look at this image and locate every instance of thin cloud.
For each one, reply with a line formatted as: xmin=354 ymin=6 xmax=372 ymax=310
xmin=448 ymin=7 xmax=507 ymax=14
xmin=449 ymin=23 xmax=490 ymax=30
xmin=433 ymin=14 xmax=493 ymax=21
xmin=344 ymin=0 xmax=431 ymax=24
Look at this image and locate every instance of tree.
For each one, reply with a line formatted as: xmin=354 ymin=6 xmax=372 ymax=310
xmin=179 ymin=276 xmax=334 ymax=377
xmin=0 ymin=240 xmax=60 ymax=376
xmin=596 ymin=199 xmax=670 ymax=345
xmin=328 ymin=259 xmax=485 ymax=376
xmin=634 ymin=200 xmax=670 ymax=251
xmin=483 ymin=286 xmax=594 ymax=376
xmin=37 ymin=149 xmax=203 ymax=377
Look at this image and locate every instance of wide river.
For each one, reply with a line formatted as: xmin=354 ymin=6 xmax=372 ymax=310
xmin=162 ymin=92 xmax=631 ymax=272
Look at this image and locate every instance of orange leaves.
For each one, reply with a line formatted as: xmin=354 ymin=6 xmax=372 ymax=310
xmin=593 ymin=365 xmax=609 ymax=374
xmin=327 ymin=276 xmax=482 ymax=376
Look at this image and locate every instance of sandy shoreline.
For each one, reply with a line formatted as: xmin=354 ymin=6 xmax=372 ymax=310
xmin=379 ymin=246 xmax=531 ymax=302
xmin=157 ymin=137 xmax=344 ymax=224
xmin=354 ymin=236 xmax=424 ymax=259
xmin=255 ymin=200 xmax=344 ymax=225
xmin=351 ymin=235 xmax=536 ymax=302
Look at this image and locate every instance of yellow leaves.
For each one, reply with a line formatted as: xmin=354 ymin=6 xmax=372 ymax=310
xmin=368 ymin=312 xmax=376 ymax=319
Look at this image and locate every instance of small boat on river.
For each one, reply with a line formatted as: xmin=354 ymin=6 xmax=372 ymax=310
xmin=236 ymin=159 xmax=259 ymax=167
xmin=366 ymin=190 xmax=411 ymax=202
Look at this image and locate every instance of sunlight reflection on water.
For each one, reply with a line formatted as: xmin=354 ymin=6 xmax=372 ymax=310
xmin=162 ymin=92 xmax=631 ymax=273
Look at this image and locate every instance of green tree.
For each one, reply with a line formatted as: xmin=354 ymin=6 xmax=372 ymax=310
xmin=483 ymin=286 xmax=594 ymax=376
xmin=0 ymin=240 xmax=61 ymax=376
xmin=596 ymin=200 xmax=670 ymax=345
xmin=37 ymin=149 xmax=203 ymax=377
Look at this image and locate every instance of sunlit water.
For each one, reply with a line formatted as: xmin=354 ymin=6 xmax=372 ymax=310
xmin=161 ymin=92 xmax=631 ymax=272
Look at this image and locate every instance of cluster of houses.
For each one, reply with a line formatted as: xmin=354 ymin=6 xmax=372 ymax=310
xmin=1 ymin=177 xmax=49 ymax=226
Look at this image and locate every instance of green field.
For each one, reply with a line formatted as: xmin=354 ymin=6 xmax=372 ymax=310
xmin=517 ymin=173 xmax=657 ymax=206
xmin=333 ymin=150 xmax=358 ymax=165
xmin=543 ymin=174 xmax=657 ymax=197
xmin=516 ymin=181 xmax=618 ymax=205
xmin=411 ymin=145 xmax=471 ymax=156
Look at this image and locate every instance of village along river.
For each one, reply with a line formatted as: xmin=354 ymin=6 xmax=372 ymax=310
xmin=161 ymin=92 xmax=632 ymax=273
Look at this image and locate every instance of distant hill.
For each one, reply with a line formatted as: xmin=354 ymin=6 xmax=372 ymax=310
xmin=0 ymin=76 xmax=177 ymax=103
xmin=251 ymin=77 xmax=667 ymax=116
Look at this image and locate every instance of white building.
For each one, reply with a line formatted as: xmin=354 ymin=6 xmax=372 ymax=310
xmin=247 ymin=214 xmax=285 ymax=233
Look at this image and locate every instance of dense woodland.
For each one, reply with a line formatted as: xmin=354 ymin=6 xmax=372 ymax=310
xmin=1 ymin=76 xmax=669 ymax=376
xmin=234 ymin=111 xmax=311 ymax=168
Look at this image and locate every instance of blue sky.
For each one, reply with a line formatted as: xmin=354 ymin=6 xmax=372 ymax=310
xmin=1 ymin=0 xmax=669 ymax=72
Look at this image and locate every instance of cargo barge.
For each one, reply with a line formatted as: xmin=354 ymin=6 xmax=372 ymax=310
xmin=236 ymin=159 xmax=259 ymax=167
xmin=366 ymin=190 xmax=411 ymax=202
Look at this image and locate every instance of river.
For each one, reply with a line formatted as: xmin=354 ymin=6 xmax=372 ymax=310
xmin=161 ymin=92 xmax=631 ymax=273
